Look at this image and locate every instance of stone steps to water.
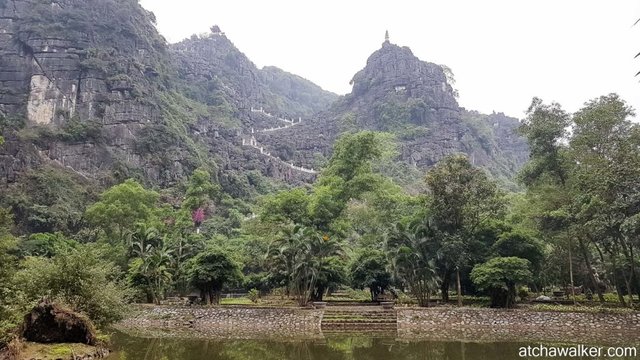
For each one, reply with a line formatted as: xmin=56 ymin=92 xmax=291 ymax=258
xmin=322 ymin=324 xmax=398 ymax=331
xmin=326 ymin=301 xmax=379 ymax=307
xmin=321 ymin=307 xmax=398 ymax=332
xmin=323 ymin=313 xmax=396 ymax=319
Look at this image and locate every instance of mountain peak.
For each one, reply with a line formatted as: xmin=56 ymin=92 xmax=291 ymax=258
xmin=348 ymin=41 xmax=458 ymax=111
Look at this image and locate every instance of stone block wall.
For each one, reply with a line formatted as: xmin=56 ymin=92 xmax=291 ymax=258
xmin=397 ymin=307 xmax=640 ymax=345
xmin=118 ymin=306 xmax=323 ymax=339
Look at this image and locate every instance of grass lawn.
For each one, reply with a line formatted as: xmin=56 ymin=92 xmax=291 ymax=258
xmin=220 ymin=297 xmax=253 ymax=305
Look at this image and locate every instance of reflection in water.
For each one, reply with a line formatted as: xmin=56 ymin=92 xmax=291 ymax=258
xmin=106 ymin=331 xmax=635 ymax=360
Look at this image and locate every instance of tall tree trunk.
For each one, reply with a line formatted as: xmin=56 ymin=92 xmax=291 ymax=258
xmin=577 ymin=237 xmax=605 ymax=303
xmin=568 ymin=242 xmax=576 ymax=305
xmin=456 ymin=269 xmax=463 ymax=306
xmin=610 ymin=254 xmax=627 ymax=306
xmin=630 ymin=243 xmax=640 ymax=301
xmin=620 ymin=240 xmax=640 ymax=301
xmin=148 ymin=280 xmax=158 ymax=305
xmin=615 ymin=242 xmax=635 ymax=308
xmin=312 ymin=285 xmax=325 ymax=302
xmin=622 ymin=273 xmax=634 ymax=307
xmin=440 ymin=268 xmax=451 ymax=302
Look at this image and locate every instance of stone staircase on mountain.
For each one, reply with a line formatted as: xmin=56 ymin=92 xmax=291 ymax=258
xmin=243 ymin=107 xmax=318 ymax=174
xmin=321 ymin=307 xmax=397 ymax=332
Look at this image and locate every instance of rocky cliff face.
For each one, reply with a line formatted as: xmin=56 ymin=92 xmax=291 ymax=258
xmin=0 ymin=0 xmax=527 ymax=204
xmin=0 ymin=0 xmax=181 ymax=185
xmin=0 ymin=1 xmax=332 ymax=194
xmin=170 ymin=31 xmax=337 ymax=119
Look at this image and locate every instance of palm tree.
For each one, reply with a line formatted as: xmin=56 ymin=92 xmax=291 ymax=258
xmin=267 ymin=225 xmax=344 ymax=306
xmin=129 ymin=223 xmax=160 ymax=258
xmin=140 ymin=245 xmax=174 ymax=304
xmin=387 ymin=222 xmax=440 ymax=307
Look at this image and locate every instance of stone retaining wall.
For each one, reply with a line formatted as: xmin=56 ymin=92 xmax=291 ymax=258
xmin=397 ymin=307 xmax=640 ymax=345
xmin=117 ymin=306 xmax=640 ymax=345
xmin=117 ymin=306 xmax=323 ymax=339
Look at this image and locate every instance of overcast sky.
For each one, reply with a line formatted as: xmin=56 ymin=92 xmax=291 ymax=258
xmin=140 ymin=0 xmax=640 ymax=119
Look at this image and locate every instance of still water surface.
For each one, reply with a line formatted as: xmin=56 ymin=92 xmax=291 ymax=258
xmin=106 ymin=331 xmax=636 ymax=360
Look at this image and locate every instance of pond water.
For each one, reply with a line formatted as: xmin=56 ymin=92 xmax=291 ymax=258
xmin=106 ymin=331 xmax=638 ymax=360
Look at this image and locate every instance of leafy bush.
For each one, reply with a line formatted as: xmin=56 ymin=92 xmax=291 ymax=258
xmin=2 ymin=166 xmax=95 ymax=234
xmin=349 ymin=249 xmax=391 ymax=301
xmin=12 ymin=245 xmax=133 ymax=327
xmin=247 ymin=288 xmax=260 ymax=303
xmin=471 ymin=257 xmax=532 ymax=308
xmin=187 ymin=249 xmax=242 ymax=305
xmin=518 ymin=286 xmax=529 ymax=300
xmin=58 ymin=118 xmax=103 ymax=143
xmin=18 ymin=232 xmax=78 ymax=258
xmin=0 ymin=210 xmax=19 ymax=346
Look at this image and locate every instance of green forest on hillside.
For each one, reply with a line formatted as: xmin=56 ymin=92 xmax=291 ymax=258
xmin=1 ymin=93 xmax=640 ymax=345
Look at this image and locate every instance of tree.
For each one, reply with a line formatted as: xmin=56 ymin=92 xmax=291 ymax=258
xmin=18 ymin=232 xmax=77 ymax=258
xmin=387 ymin=222 xmax=440 ymax=307
xmin=13 ymin=245 xmax=132 ymax=326
xmin=312 ymin=255 xmax=346 ymax=302
xmin=85 ymin=179 xmax=159 ymax=243
xmin=349 ymin=249 xmax=392 ymax=302
xmin=425 ymin=154 xmax=503 ymax=305
xmin=260 ymin=188 xmax=311 ymax=225
xmin=182 ymin=168 xmax=219 ymax=212
xmin=492 ymin=230 xmax=545 ymax=278
xmin=129 ymin=223 xmax=161 ymax=259
xmin=128 ymin=230 xmax=174 ymax=305
xmin=166 ymin=232 xmax=205 ymax=296
xmin=308 ymin=131 xmax=388 ymax=230
xmin=188 ymin=249 xmax=241 ymax=305
xmin=518 ymin=97 xmax=571 ymax=187
xmin=439 ymin=64 xmax=459 ymax=98
xmin=172 ymin=169 xmax=219 ymax=237
xmin=266 ymin=225 xmax=344 ymax=306
xmin=569 ymin=94 xmax=640 ymax=304
xmin=5 ymin=166 xmax=93 ymax=234
xmin=0 ymin=208 xmax=18 ymax=344
xmin=322 ymin=131 xmax=384 ymax=184
xmin=470 ymin=257 xmax=532 ymax=308
xmin=518 ymin=95 xmax=640 ymax=305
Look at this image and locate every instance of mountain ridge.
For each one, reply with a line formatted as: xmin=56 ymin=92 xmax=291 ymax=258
xmin=253 ymin=38 xmax=528 ymax=188
xmin=0 ymin=0 xmax=527 ymax=201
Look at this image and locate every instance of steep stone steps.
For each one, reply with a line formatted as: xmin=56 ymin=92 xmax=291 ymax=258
xmin=321 ymin=307 xmax=397 ymax=332
xmin=326 ymin=301 xmax=379 ymax=307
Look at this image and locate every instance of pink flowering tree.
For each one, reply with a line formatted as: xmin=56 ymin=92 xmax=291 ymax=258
xmin=192 ymin=208 xmax=205 ymax=233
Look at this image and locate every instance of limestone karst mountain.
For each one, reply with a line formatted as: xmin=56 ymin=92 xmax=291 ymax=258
xmin=0 ymin=0 xmax=332 ymax=198
xmin=257 ymin=37 xmax=528 ymax=189
xmin=0 ymin=0 xmax=528 ymax=214
xmin=170 ymin=30 xmax=337 ymax=119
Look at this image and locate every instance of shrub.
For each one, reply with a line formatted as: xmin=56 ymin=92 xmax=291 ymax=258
xmin=13 ymin=245 xmax=132 ymax=327
xmin=247 ymin=288 xmax=260 ymax=303
xmin=518 ymin=286 xmax=530 ymax=300
xmin=187 ymin=249 xmax=242 ymax=305
xmin=471 ymin=257 xmax=532 ymax=308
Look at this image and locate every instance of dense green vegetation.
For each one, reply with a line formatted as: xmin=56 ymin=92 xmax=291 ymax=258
xmin=1 ymin=92 xmax=640 ymax=347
